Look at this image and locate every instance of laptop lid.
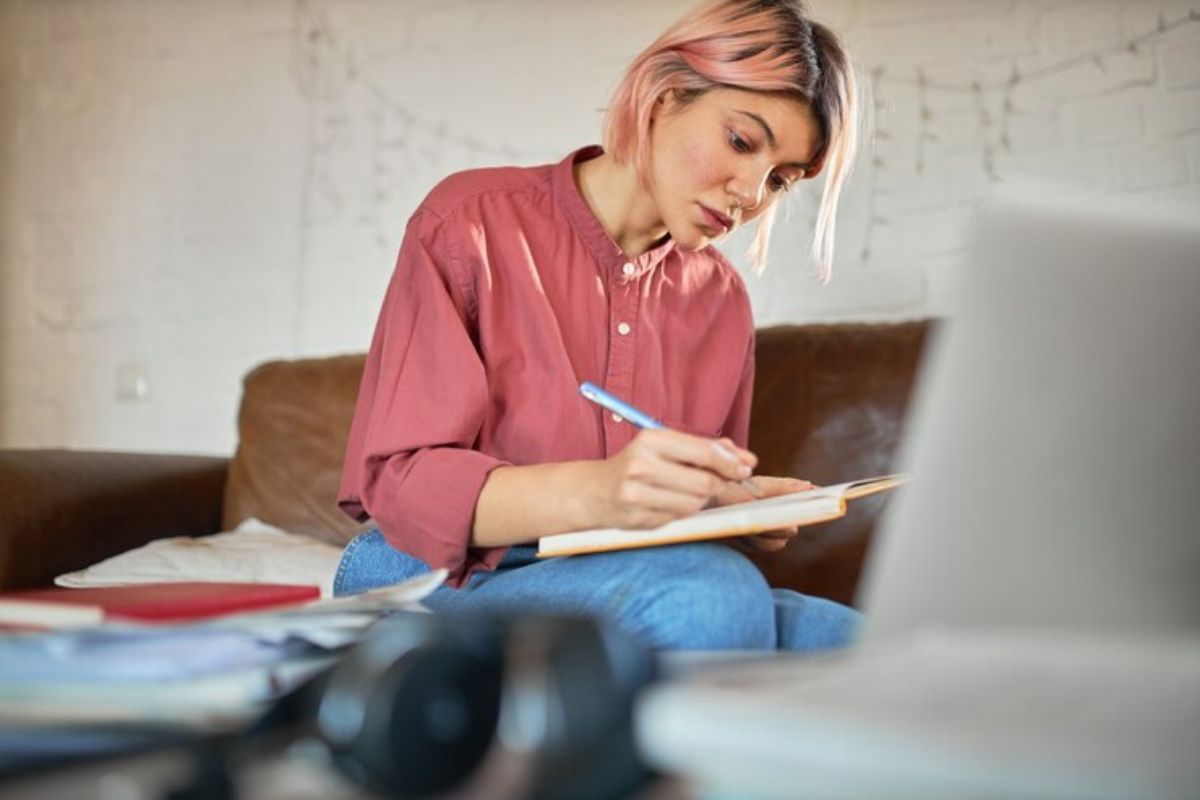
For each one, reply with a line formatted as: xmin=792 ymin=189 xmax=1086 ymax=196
xmin=859 ymin=193 xmax=1200 ymax=640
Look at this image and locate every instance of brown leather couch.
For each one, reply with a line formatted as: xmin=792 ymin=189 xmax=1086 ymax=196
xmin=0 ymin=322 xmax=931 ymax=604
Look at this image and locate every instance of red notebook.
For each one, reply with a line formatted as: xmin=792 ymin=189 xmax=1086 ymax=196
xmin=0 ymin=582 xmax=320 ymax=628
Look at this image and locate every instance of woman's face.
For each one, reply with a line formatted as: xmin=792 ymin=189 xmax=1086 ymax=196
xmin=646 ymin=87 xmax=823 ymax=251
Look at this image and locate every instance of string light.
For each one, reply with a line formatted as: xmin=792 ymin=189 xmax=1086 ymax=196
xmin=858 ymin=9 xmax=1199 ymax=263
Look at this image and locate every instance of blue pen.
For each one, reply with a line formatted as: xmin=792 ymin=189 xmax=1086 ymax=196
xmin=580 ymin=382 xmax=665 ymax=430
xmin=579 ymin=382 xmax=762 ymax=497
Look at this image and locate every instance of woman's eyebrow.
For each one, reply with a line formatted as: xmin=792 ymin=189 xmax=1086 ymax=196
xmin=734 ymin=109 xmax=777 ymax=147
xmin=733 ymin=109 xmax=812 ymax=170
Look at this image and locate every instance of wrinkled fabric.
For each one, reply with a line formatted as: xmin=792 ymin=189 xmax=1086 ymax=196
xmin=339 ymin=146 xmax=755 ymax=586
xmin=335 ymin=528 xmax=863 ymax=652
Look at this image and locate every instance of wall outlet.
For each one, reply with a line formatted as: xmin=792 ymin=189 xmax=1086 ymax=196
xmin=115 ymin=360 xmax=150 ymax=402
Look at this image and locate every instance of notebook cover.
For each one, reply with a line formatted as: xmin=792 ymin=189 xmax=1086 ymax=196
xmin=0 ymin=582 xmax=320 ymax=623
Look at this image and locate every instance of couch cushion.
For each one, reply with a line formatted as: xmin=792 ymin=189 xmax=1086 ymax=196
xmin=222 ymin=354 xmax=368 ymax=545
xmin=745 ymin=321 xmax=932 ymax=605
xmin=0 ymin=450 xmax=227 ymax=592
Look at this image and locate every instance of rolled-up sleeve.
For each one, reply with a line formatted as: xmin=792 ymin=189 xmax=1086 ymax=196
xmin=338 ymin=209 xmax=510 ymax=586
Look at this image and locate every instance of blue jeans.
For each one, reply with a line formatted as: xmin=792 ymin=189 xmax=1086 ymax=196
xmin=334 ymin=528 xmax=863 ymax=652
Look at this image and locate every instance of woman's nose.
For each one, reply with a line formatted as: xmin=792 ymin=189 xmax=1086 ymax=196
xmin=727 ymin=174 xmax=765 ymax=213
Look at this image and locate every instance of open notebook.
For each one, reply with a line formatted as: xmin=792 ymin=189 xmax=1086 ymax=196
xmin=536 ymin=475 xmax=903 ymax=558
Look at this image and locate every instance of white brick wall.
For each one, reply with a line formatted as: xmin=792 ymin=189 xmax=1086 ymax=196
xmin=0 ymin=0 xmax=1197 ymax=454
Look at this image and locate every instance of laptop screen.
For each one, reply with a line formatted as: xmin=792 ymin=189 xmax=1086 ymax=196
xmin=860 ymin=193 xmax=1200 ymax=640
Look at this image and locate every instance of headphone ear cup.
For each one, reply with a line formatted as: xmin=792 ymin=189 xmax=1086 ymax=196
xmin=499 ymin=615 xmax=657 ymax=800
xmin=317 ymin=614 xmax=505 ymax=799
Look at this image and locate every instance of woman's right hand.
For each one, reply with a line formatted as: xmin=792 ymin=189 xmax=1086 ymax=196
xmin=584 ymin=429 xmax=759 ymax=529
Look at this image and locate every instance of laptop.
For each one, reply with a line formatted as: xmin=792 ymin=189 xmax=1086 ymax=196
xmin=635 ymin=191 xmax=1200 ymax=799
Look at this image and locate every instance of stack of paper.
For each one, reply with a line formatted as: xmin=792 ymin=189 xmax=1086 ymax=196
xmin=0 ymin=571 xmax=447 ymax=730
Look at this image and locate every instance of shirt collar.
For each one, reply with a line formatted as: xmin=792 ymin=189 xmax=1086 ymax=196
xmin=552 ymin=145 xmax=675 ymax=280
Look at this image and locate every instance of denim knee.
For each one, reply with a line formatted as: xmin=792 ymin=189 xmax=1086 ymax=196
xmin=334 ymin=528 xmax=431 ymax=597
xmin=615 ymin=543 xmax=776 ymax=650
xmin=772 ymin=588 xmax=865 ymax=652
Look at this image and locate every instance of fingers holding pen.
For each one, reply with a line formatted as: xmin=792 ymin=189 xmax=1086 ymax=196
xmin=645 ymin=429 xmax=757 ymax=482
xmin=611 ymin=480 xmax=708 ymax=528
xmin=592 ymin=429 xmax=763 ymax=529
xmin=578 ymin=384 xmax=761 ymax=514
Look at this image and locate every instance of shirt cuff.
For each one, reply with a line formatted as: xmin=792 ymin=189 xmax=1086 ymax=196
xmin=371 ymin=447 xmax=512 ymax=588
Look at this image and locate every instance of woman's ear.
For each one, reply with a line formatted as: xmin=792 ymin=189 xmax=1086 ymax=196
xmin=649 ymin=89 xmax=674 ymax=124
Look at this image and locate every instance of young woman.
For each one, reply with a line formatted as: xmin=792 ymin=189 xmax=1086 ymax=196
xmin=336 ymin=0 xmax=861 ymax=651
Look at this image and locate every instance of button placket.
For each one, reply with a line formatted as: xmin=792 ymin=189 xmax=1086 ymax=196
xmin=601 ymin=262 xmax=641 ymax=456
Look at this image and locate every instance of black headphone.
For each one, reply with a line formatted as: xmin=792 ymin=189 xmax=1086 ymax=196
xmin=303 ymin=612 xmax=658 ymax=800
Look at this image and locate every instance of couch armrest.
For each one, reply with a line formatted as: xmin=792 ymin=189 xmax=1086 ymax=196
xmin=0 ymin=449 xmax=229 ymax=591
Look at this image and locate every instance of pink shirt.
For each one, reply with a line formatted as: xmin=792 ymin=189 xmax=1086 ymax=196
xmin=338 ymin=146 xmax=756 ymax=586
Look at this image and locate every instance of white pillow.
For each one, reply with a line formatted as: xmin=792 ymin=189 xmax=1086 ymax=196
xmin=55 ymin=518 xmax=344 ymax=598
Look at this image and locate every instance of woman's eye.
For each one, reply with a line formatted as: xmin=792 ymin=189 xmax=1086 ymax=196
xmin=728 ymin=131 xmax=752 ymax=153
xmin=768 ymin=173 xmax=793 ymax=193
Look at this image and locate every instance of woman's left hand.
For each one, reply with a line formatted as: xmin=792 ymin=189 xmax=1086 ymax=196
xmin=715 ymin=475 xmax=817 ymax=554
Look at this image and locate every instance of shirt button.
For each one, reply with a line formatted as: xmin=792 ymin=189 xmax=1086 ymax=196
xmin=622 ymin=262 xmax=636 ymax=276
xmin=617 ymin=322 xmax=631 ymax=336
xmin=611 ymin=413 xmax=624 ymax=423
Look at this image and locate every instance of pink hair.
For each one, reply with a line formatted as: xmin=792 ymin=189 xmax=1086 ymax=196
xmin=603 ymin=0 xmax=859 ymax=283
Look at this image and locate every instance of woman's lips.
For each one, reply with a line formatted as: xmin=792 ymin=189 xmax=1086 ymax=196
xmin=700 ymin=204 xmax=732 ymax=234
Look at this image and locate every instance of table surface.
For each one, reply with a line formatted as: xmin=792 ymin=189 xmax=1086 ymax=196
xmin=0 ymin=735 xmax=694 ymax=800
